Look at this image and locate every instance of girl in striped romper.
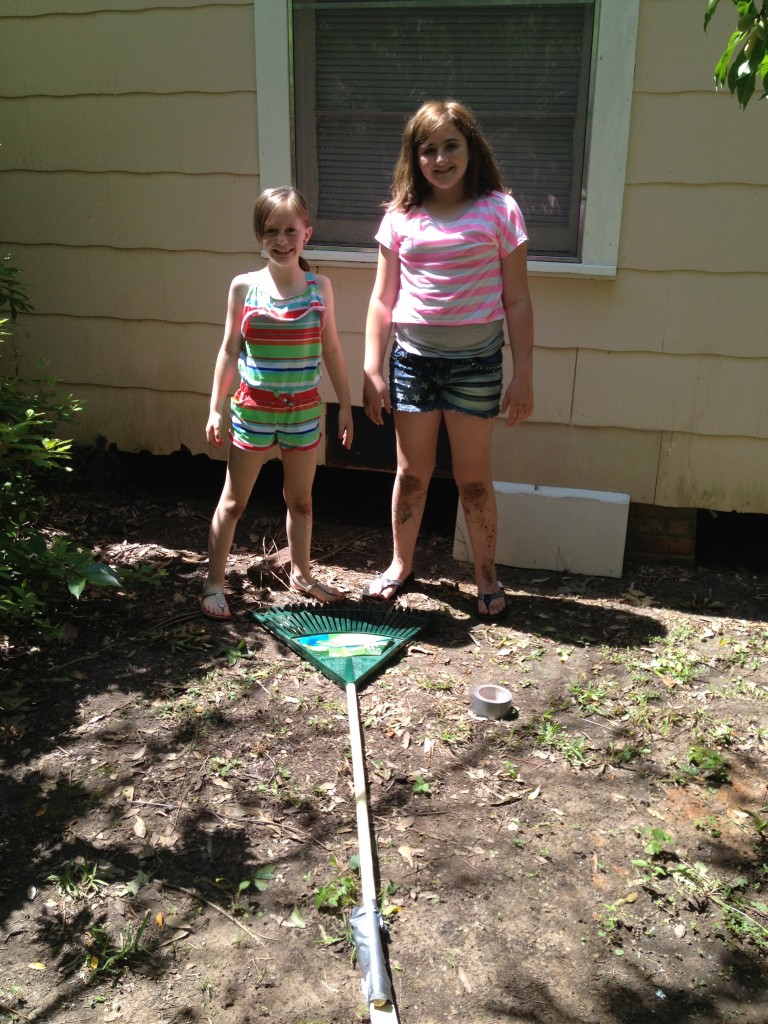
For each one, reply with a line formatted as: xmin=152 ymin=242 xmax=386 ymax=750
xmin=202 ymin=188 xmax=353 ymax=619
xmin=363 ymin=100 xmax=534 ymax=620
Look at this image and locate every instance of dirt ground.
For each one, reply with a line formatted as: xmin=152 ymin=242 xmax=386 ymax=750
xmin=1 ymin=456 xmax=767 ymax=1024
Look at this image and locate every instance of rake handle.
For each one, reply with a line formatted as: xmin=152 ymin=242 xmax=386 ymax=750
xmin=345 ymin=681 xmax=378 ymax=907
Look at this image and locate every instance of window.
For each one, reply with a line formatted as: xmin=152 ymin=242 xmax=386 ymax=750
xmin=293 ymin=0 xmax=593 ymax=258
xmin=254 ymin=1 xmax=640 ymax=275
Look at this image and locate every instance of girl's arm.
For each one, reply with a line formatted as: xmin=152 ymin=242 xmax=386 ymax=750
xmin=363 ymin=244 xmax=400 ymax=425
xmin=317 ymin=275 xmax=354 ymax=450
xmin=206 ymin=275 xmax=249 ymax=447
xmin=500 ymin=243 xmax=534 ymax=427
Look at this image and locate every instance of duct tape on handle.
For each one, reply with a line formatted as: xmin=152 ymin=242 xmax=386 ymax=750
xmin=471 ymin=683 xmax=514 ymax=720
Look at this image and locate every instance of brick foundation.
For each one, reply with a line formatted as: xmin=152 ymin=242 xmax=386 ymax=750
xmin=624 ymin=503 xmax=697 ymax=566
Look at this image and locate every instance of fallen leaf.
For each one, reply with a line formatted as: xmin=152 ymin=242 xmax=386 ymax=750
xmin=156 ymin=830 xmax=181 ymax=848
xmin=283 ymin=906 xmax=306 ymax=929
xmin=527 ymin=786 xmax=541 ymax=800
xmin=398 ymin=846 xmax=415 ymax=869
xmin=393 ymin=816 xmax=414 ymax=832
xmin=157 ymin=927 xmax=192 ymax=948
xmin=28 ymin=962 xmax=47 ymax=970
xmin=458 ymin=967 xmax=473 ymax=993
xmin=133 ymin=817 xmax=147 ymax=838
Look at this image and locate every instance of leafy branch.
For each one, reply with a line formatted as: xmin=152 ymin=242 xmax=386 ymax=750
xmin=705 ymin=0 xmax=768 ymax=108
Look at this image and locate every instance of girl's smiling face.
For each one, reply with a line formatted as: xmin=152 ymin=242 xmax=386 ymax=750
xmin=260 ymin=208 xmax=312 ymax=264
xmin=417 ymin=121 xmax=469 ymax=197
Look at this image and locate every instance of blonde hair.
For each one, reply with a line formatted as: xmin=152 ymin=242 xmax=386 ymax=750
xmin=389 ymin=99 xmax=506 ymax=212
xmin=253 ymin=187 xmax=312 ymax=271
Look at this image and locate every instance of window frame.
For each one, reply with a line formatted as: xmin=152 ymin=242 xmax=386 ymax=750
xmin=253 ymin=0 xmax=640 ymax=278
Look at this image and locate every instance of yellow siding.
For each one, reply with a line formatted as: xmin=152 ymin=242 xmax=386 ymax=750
xmin=4 ymin=173 xmax=259 ymax=250
xmin=490 ymin=423 xmax=662 ymax=505
xmin=656 ymin=434 xmax=768 ymax=513
xmin=2 ymin=6 xmax=255 ymax=95
xmin=0 ymin=95 xmax=259 ymax=173
xmin=3 ymin=0 xmax=768 ymax=514
xmin=573 ymin=352 xmax=768 ymax=438
xmin=9 ymin=245 xmax=249 ymax=323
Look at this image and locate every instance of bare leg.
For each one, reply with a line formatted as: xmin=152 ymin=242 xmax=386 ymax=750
xmin=282 ymin=445 xmax=342 ymax=603
xmin=367 ymin=410 xmax=441 ymax=598
xmin=204 ymin=444 xmax=272 ymax=617
xmin=444 ymin=411 xmax=505 ymax=617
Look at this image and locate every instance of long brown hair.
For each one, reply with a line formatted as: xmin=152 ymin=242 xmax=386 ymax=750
xmin=253 ymin=187 xmax=312 ymax=271
xmin=389 ymin=100 xmax=505 ymax=213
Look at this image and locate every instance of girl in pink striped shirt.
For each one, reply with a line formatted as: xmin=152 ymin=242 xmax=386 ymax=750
xmin=363 ymin=100 xmax=534 ymax=620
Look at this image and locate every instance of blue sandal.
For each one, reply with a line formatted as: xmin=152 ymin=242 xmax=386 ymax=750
xmin=475 ymin=587 xmax=509 ymax=622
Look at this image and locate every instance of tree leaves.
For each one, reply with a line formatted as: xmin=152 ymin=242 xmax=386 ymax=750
xmin=705 ymin=0 xmax=768 ymax=107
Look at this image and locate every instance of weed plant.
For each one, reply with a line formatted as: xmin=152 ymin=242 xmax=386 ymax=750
xmin=0 ymin=256 xmax=121 ymax=637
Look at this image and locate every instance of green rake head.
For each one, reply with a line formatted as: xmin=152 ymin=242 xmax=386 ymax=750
xmin=251 ymin=602 xmax=433 ymax=688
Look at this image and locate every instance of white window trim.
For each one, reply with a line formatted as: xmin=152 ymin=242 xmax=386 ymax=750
xmin=253 ymin=0 xmax=639 ymax=280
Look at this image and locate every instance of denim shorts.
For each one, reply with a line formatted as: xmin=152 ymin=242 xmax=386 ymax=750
xmin=389 ymin=344 xmax=503 ymax=418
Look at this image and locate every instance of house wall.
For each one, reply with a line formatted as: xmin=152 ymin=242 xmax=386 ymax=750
xmin=1 ymin=0 xmax=260 ymax=456
xmin=2 ymin=0 xmax=767 ymax=512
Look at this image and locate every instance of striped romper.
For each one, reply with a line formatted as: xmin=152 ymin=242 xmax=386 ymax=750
xmin=229 ymin=273 xmax=325 ymax=452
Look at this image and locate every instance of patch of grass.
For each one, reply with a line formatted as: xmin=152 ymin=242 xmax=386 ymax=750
xmin=256 ymin=765 xmax=308 ymax=808
xmin=314 ymin=854 xmax=360 ymax=940
xmin=607 ymin=741 xmax=650 ymax=766
xmin=669 ymin=745 xmax=730 ymax=787
xmin=213 ymin=866 xmax=275 ymax=913
xmin=569 ymin=677 xmax=610 ymax=713
xmin=83 ymin=913 xmax=152 ymax=982
xmin=415 ymin=673 xmax=455 ymax=693
xmin=412 ymin=775 xmax=433 ymax=795
xmin=147 ymin=622 xmax=213 ymax=654
xmin=47 ymin=859 xmax=108 ymax=900
xmin=523 ymin=712 xmax=593 ymax=768
xmin=118 ymin=563 xmax=167 ymax=588
xmin=694 ymin=815 xmax=722 ymax=839
xmin=209 ymin=755 xmax=242 ymax=779
xmin=691 ymin=714 xmax=737 ymax=749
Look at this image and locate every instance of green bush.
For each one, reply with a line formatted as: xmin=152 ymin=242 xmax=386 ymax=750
xmin=0 ymin=255 xmax=121 ymax=637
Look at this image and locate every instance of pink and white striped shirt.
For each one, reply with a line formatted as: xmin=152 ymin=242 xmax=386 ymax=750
xmin=376 ymin=191 xmax=528 ymax=327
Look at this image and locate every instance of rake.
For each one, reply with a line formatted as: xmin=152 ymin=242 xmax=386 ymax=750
xmin=252 ymin=602 xmax=433 ymax=1023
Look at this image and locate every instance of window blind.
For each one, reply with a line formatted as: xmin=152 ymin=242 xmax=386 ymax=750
xmin=294 ymin=2 xmax=594 ymax=255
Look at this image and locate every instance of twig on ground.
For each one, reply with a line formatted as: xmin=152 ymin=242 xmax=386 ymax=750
xmin=173 ymin=755 xmax=209 ymax=830
xmin=162 ymin=882 xmax=271 ymax=948
xmin=0 ymin=1001 xmax=32 ymax=1021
